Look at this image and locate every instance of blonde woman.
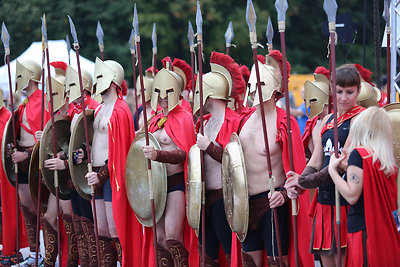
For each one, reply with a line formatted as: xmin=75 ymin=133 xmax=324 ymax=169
xmin=329 ymin=106 xmax=400 ymax=266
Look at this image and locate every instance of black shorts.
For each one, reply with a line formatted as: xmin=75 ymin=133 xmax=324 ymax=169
xmin=241 ymin=191 xmax=289 ymax=256
xmin=18 ymin=169 xmax=29 ymax=184
xmin=94 ymin=178 xmax=112 ymax=202
xmin=71 ymin=191 xmax=94 ymax=222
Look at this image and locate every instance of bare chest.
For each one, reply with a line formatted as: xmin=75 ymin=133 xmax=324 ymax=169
xmin=153 ymin=127 xmax=176 ymax=148
xmin=204 ymin=117 xmax=224 ymax=142
xmin=94 ymin=107 xmax=113 ymax=134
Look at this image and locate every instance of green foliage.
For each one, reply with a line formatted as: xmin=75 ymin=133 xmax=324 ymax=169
xmin=0 ymin=0 xmax=387 ymax=83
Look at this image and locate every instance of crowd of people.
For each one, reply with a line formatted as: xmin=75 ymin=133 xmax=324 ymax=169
xmin=0 ymin=46 xmax=399 ymax=267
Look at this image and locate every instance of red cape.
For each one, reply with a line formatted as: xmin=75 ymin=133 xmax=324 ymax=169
xmin=146 ymin=105 xmax=197 ymax=267
xmin=232 ymin=106 xmax=314 ymax=267
xmin=355 ymin=148 xmax=400 ymax=266
xmin=302 ymin=116 xmax=318 ymax=151
xmin=180 ymin=99 xmax=192 ymax=114
xmin=99 ymin=98 xmax=142 ymax=266
xmin=68 ymin=95 xmax=99 ymax=119
xmin=0 ymin=107 xmax=29 ymax=255
xmin=17 ymin=89 xmax=50 ymax=142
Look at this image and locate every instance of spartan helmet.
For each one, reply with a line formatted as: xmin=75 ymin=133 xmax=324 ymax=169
xmin=0 ymin=89 xmax=4 ymax=109
xmin=304 ymin=73 xmax=330 ymax=119
xmin=65 ymin=66 xmax=93 ymax=103
xmin=46 ymin=71 xmax=66 ymax=113
xmin=15 ymin=60 xmax=41 ymax=95
xmin=248 ymin=61 xmax=282 ymax=106
xmin=93 ymin=58 xmax=124 ymax=96
xmin=193 ymin=62 xmax=232 ymax=114
xmin=357 ymin=79 xmax=379 ymax=108
xmin=136 ymin=70 xmax=155 ymax=102
xmin=151 ymin=62 xmax=183 ymax=112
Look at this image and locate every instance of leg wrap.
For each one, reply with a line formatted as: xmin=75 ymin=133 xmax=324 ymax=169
xmin=198 ymin=244 xmax=219 ymax=267
xmin=81 ymin=216 xmax=98 ymax=267
xmin=98 ymin=235 xmax=117 ymax=267
xmin=241 ymin=251 xmax=257 ymax=267
xmin=267 ymin=257 xmax=287 ymax=267
xmin=72 ymin=216 xmax=90 ymax=267
xmin=157 ymin=245 xmax=174 ymax=267
xmin=166 ymin=239 xmax=189 ymax=267
xmin=62 ymin=214 xmax=79 ymax=267
xmin=20 ymin=205 xmax=38 ymax=252
xmin=112 ymin=238 xmax=122 ymax=264
xmin=42 ymin=219 xmax=58 ymax=267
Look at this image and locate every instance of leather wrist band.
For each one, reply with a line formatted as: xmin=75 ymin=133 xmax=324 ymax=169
xmin=155 ymin=149 xmax=186 ymax=164
xmin=298 ymin=165 xmax=330 ymax=189
xmin=205 ymin=142 xmax=223 ymax=163
xmin=94 ymin=163 xmax=109 ymax=195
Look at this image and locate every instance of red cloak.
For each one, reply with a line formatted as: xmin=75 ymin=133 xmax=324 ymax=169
xmin=145 ymin=105 xmax=197 ymax=267
xmin=0 ymin=106 xmax=29 ymax=255
xmin=99 ymin=98 xmax=142 ymax=266
xmin=68 ymin=95 xmax=99 ymax=119
xmin=354 ymin=148 xmax=400 ymax=266
xmin=231 ymin=106 xmax=314 ymax=267
xmin=17 ymin=89 xmax=50 ymax=141
xmin=180 ymin=99 xmax=192 ymax=114
xmin=302 ymin=116 xmax=318 ymax=151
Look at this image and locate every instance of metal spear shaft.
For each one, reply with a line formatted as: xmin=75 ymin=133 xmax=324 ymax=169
xmin=195 ymin=2 xmax=206 ymax=266
xmin=152 ymin=23 xmax=157 ymax=76
xmin=42 ymin=20 xmax=62 ymax=265
xmin=35 ymin=18 xmax=47 ymax=265
xmin=275 ymin=1 xmax=299 ymax=265
xmin=248 ymin=1 xmax=283 ymax=265
xmin=68 ymin=15 xmax=101 ymax=267
xmin=129 ymin=32 xmax=139 ymax=129
xmin=1 ymin=22 xmax=21 ymax=266
xmin=323 ymin=1 xmax=341 ymax=264
xmin=133 ymin=5 xmax=159 ymax=266
xmin=187 ymin=21 xmax=196 ymax=108
xmin=384 ymin=0 xmax=391 ymax=103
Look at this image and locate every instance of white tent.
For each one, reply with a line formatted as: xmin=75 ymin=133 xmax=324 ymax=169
xmin=0 ymin=40 xmax=95 ymax=98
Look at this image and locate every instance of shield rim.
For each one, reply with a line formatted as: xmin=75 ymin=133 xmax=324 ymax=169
xmin=68 ymin=109 xmax=94 ymax=200
xmin=222 ymin=132 xmax=249 ymax=242
xmin=1 ymin=110 xmax=19 ymax=187
xmin=39 ymin=115 xmax=72 ymax=200
xmin=186 ymin=144 xmax=202 ymax=230
xmin=125 ymin=131 xmax=167 ymax=227
xmin=29 ymin=142 xmax=50 ymax=212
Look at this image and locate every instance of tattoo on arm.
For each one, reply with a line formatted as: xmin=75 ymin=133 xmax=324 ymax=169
xmin=349 ymin=173 xmax=360 ymax=184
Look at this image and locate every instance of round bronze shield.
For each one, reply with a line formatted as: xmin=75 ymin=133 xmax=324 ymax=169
xmin=186 ymin=144 xmax=202 ymax=231
xmin=222 ymin=132 xmax=249 ymax=242
xmin=1 ymin=110 xmax=19 ymax=187
xmin=40 ymin=115 xmax=72 ymax=200
xmin=68 ymin=110 xmax=95 ymax=200
xmin=29 ymin=142 xmax=50 ymax=211
xmin=125 ymin=132 xmax=167 ymax=227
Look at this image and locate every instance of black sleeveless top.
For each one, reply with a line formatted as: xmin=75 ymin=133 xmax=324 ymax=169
xmin=318 ymin=115 xmax=350 ymax=206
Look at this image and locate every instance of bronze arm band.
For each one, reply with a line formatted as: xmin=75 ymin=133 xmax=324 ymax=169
xmin=155 ymin=149 xmax=186 ymax=164
xmin=298 ymin=165 xmax=330 ymax=189
xmin=205 ymin=142 xmax=223 ymax=163
xmin=94 ymin=164 xmax=109 ymax=196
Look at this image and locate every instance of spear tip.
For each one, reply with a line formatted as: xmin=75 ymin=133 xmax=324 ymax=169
xmin=41 ymin=17 xmax=48 ymax=43
xmin=266 ymin=17 xmax=274 ymax=44
xmin=224 ymin=21 xmax=234 ymax=45
xmin=246 ymin=0 xmax=257 ymax=33
xmin=67 ymin=15 xmax=79 ymax=45
xmin=133 ymin=3 xmax=139 ymax=36
xmin=152 ymin=23 xmax=157 ymax=49
xmin=1 ymin=22 xmax=10 ymax=49
xmin=129 ymin=28 xmax=136 ymax=51
xmin=187 ymin=21 xmax=194 ymax=47
xmin=274 ymin=0 xmax=288 ymax=22
xmin=196 ymin=1 xmax=203 ymax=34
xmin=96 ymin=20 xmax=104 ymax=45
xmin=323 ymin=0 xmax=338 ymax=23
